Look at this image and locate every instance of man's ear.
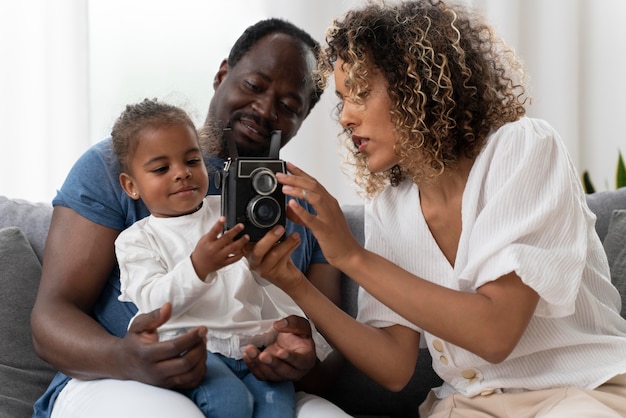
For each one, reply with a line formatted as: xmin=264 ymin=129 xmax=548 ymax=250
xmin=213 ymin=59 xmax=229 ymax=89
xmin=119 ymin=172 xmax=139 ymax=200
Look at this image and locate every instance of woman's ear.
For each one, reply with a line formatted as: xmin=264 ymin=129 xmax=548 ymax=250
xmin=119 ymin=172 xmax=139 ymax=200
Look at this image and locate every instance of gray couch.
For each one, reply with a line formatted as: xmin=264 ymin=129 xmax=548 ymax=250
xmin=1 ymin=189 xmax=626 ymax=417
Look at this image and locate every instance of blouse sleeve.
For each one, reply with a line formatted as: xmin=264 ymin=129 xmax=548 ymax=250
xmin=458 ymin=118 xmax=591 ymax=318
xmin=357 ymin=188 xmax=423 ymax=334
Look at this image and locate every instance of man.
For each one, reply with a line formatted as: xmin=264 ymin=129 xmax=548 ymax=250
xmin=31 ymin=19 xmax=346 ymax=417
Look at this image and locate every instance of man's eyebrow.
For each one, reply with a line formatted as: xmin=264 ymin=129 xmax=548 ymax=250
xmin=253 ymin=70 xmax=305 ymax=105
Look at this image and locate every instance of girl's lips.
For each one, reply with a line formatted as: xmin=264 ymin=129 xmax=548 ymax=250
xmin=172 ymin=187 xmax=197 ymax=196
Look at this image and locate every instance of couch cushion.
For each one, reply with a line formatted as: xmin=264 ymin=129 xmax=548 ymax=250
xmin=0 ymin=196 xmax=52 ymax=263
xmin=586 ymin=187 xmax=626 ymax=242
xmin=603 ymin=209 xmax=626 ymax=318
xmin=0 ymin=227 xmax=56 ymax=417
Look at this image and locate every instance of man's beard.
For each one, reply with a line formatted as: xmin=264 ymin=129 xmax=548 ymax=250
xmin=198 ymin=119 xmax=229 ymax=159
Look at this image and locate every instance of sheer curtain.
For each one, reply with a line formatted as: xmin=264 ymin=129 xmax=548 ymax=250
xmin=2 ymin=0 xmax=625 ymax=204
xmin=1 ymin=0 xmax=88 ymax=203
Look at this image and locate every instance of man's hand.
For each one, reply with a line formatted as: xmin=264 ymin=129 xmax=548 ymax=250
xmin=242 ymin=315 xmax=316 ymax=382
xmin=121 ymin=303 xmax=208 ymax=390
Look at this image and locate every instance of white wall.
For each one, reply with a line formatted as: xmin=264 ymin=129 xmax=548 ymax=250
xmin=88 ymin=0 xmax=363 ymax=206
xmin=2 ymin=0 xmax=626 ymax=204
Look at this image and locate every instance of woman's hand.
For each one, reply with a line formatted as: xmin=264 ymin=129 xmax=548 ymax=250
xmin=276 ymin=162 xmax=362 ymax=268
xmin=245 ymin=225 xmax=305 ymax=292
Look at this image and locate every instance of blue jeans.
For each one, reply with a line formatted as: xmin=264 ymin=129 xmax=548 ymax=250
xmin=182 ymin=351 xmax=295 ymax=418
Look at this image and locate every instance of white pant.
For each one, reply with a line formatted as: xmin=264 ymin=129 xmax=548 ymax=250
xmin=51 ymin=378 xmax=352 ymax=418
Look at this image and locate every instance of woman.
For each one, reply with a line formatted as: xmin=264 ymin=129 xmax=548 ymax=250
xmin=247 ymin=1 xmax=626 ymax=416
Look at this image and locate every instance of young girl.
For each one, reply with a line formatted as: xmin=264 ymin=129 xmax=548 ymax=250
xmin=247 ymin=1 xmax=626 ymax=416
xmin=111 ymin=98 xmax=329 ymax=418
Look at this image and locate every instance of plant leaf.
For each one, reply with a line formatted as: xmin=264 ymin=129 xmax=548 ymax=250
xmin=582 ymin=170 xmax=595 ymax=194
xmin=617 ymin=150 xmax=626 ymax=189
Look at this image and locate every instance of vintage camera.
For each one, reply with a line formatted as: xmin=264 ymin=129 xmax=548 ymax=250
xmin=221 ymin=131 xmax=286 ymax=242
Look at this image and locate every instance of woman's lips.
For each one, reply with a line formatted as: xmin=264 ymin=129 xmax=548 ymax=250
xmin=352 ymin=135 xmax=369 ymax=153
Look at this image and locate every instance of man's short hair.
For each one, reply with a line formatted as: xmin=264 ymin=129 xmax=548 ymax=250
xmin=228 ymin=18 xmax=323 ymax=112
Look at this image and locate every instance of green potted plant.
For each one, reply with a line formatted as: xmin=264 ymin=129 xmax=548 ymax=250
xmin=582 ymin=150 xmax=626 ymax=193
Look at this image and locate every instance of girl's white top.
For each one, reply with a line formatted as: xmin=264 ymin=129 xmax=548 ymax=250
xmin=116 ymin=196 xmax=330 ymax=360
xmin=358 ymin=117 xmax=626 ymax=398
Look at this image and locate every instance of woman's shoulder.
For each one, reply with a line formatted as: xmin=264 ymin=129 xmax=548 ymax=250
xmin=491 ymin=117 xmax=561 ymax=145
xmin=481 ymin=117 xmax=566 ymax=162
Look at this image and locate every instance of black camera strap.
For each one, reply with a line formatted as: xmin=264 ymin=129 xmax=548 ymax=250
xmin=268 ymin=130 xmax=281 ymax=159
xmin=224 ymin=129 xmax=281 ymax=159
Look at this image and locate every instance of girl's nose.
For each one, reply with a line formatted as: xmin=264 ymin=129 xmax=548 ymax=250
xmin=175 ymin=167 xmax=192 ymax=180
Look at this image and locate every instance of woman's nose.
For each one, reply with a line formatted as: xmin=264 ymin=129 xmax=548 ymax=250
xmin=339 ymin=101 xmax=358 ymax=129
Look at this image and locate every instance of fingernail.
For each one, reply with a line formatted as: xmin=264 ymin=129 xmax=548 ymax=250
xmin=274 ymin=225 xmax=285 ymax=236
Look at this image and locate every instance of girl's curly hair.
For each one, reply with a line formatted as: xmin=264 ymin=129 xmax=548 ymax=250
xmin=111 ymin=98 xmax=197 ymax=174
xmin=317 ymin=0 xmax=529 ymax=196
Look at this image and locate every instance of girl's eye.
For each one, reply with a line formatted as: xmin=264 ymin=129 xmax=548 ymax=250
xmin=152 ymin=166 xmax=168 ymax=174
xmin=187 ymin=158 xmax=201 ymax=166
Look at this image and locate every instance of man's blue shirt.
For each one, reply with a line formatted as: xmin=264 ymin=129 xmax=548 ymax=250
xmin=33 ymin=138 xmax=326 ymax=417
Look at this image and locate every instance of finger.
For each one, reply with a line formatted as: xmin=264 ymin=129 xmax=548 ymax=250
xmin=157 ymin=326 xmax=208 ymax=359
xmin=284 ymin=205 xmax=306 ymax=227
xmin=220 ymin=222 xmax=246 ymax=241
xmin=285 ymin=162 xmax=312 ymax=179
xmin=242 ymin=345 xmax=281 ymax=381
xmin=249 ymin=224 xmax=286 ymax=261
xmin=286 ymin=199 xmax=317 ymax=227
xmin=274 ymin=315 xmax=312 ymax=338
xmin=276 ymin=165 xmax=315 ymax=191
xmin=129 ymin=302 xmax=172 ymax=333
xmin=154 ymin=337 xmax=208 ymax=388
xmin=207 ymin=216 xmax=228 ymax=240
xmin=249 ymin=232 xmax=301 ymax=269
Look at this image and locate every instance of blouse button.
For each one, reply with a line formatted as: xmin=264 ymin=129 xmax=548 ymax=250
xmin=461 ymin=369 xmax=477 ymax=380
xmin=439 ymin=355 xmax=449 ymax=365
xmin=433 ymin=339 xmax=444 ymax=352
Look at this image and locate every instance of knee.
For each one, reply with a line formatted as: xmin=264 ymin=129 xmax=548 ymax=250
xmin=191 ymin=379 xmax=254 ymax=418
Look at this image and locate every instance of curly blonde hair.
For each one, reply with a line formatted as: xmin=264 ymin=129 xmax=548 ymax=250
xmin=317 ymin=0 xmax=529 ymax=196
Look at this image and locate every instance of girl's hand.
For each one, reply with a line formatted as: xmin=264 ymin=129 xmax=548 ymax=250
xmin=190 ymin=216 xmax=249 ymax=280
xmin=276 ymin=162 xmax=361 ymax=269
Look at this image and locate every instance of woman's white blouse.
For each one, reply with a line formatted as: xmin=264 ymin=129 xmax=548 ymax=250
xmin=358 ymin=117 xmax=626 ymax=398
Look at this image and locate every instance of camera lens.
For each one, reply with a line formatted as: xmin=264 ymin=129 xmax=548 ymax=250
xmin=247 ymin=195 xmax=281 ymax=228
xmin=250 ymin=168 xmax=277 ymax=195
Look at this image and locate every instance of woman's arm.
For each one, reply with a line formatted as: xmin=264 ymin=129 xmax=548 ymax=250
xmin=277 ymin=163 xmax=540 ymax=364
xmin=247 ymin=228 xmax=421 ymax=391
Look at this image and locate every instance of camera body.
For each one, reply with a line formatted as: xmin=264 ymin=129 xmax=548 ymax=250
xmin=221 ymin=131 xmax=286 ymax=242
